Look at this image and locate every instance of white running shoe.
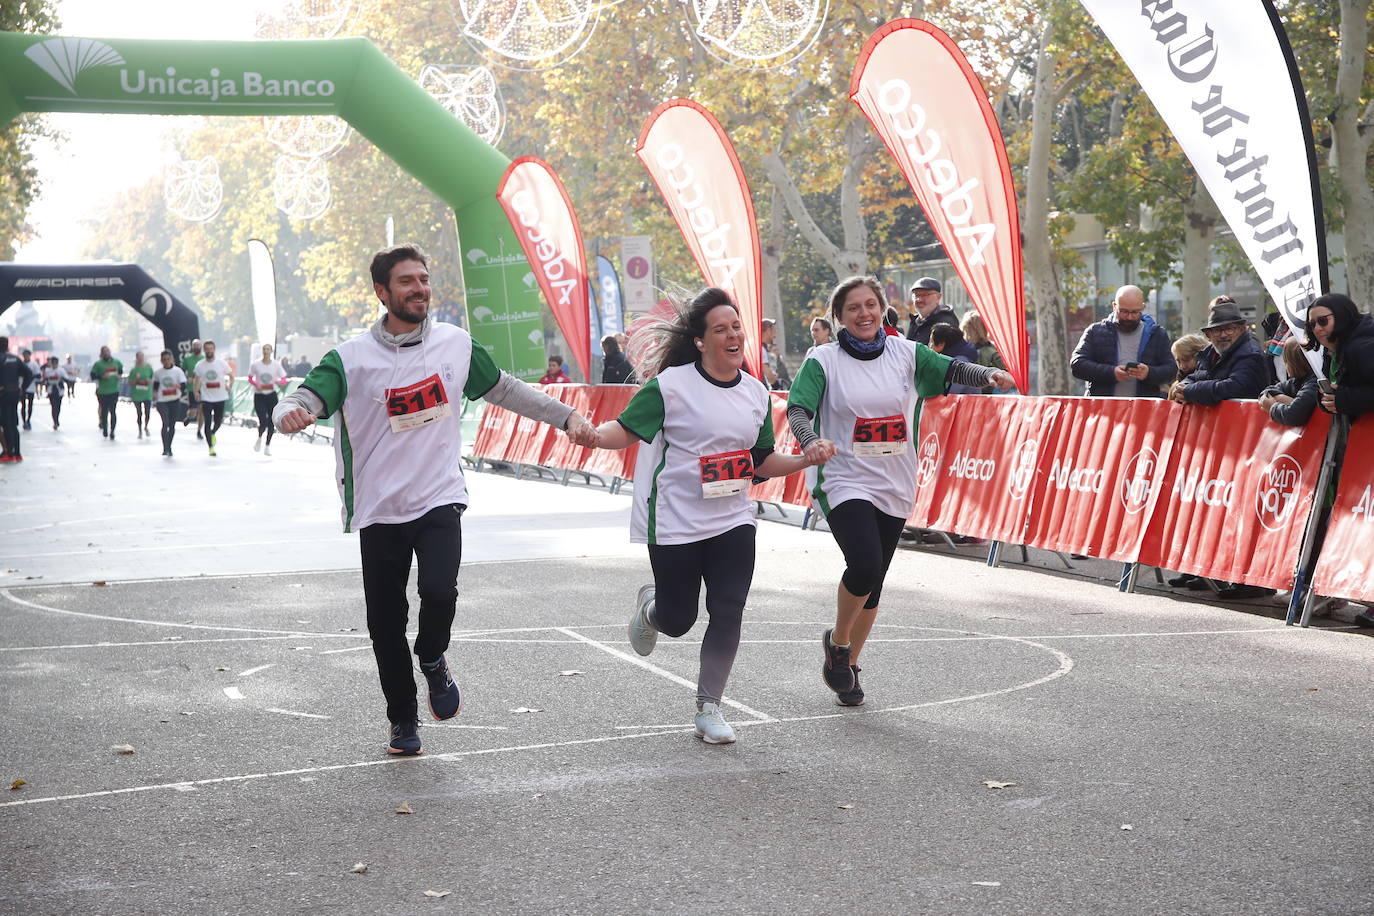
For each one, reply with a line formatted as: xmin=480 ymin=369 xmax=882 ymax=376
xmin=694 ymin=703 xmax=736 ymax=744
xmin=254 ymin=437 xmax=262 ymax=452
xmin=264 ymin=445 xmax=271 ymax=456
xmin=628 ymin=584 xmax=657 ymax=656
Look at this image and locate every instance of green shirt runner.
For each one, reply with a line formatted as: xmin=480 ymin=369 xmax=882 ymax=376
xmin=91 ymin=358 xmax=123 ymax=396
xmin=128 ymin=364 xmax=154 ymax=402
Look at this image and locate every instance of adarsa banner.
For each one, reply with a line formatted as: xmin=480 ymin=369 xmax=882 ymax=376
xmin=850 ymin=19 xmax=1029 ymax=393
xmin=1078 ymin=0 xmax=1326 ymax=359
xmin=1138 ymin=400 xmax=1330 ymax=588
xmin=636 ymin=98 xmax=763 ymax=376
xmin=497 ymin=157 xmax=592 ymax=381
xmin=1313 ymin=418 xmax=1374 ymax=603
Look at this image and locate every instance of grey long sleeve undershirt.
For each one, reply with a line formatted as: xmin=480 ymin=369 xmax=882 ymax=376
xmin=786 ymin=360 xmax=1000 ymax=448
xmin=273 ymin=371 xmax=575 ymax=432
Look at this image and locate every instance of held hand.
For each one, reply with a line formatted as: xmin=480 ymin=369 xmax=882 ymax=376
xmin=564 ymin=411 xmax=599 ymax=448
xmin=989 ymin=370 xmax=1015 ymax=390
xmin=802 ymin=439 xmax=836 ymax=466
xmin=278 ymin=407 xmax=317 ymax=434
xmin=1169 ymin=383 xmax=1188 ymax=404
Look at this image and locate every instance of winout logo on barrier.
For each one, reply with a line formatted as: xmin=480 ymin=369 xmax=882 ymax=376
xmin=1007 ymin=439 xmax=1038 ymax=500
xmin=947 ymin=449 xmax=995 ymax=482
xmin=507 ymin=188 xmax=579 ymax=305
xmin=653 ymin=143 xmax=745 ymax=290
xmin=1119 ymin=447 xmax=1159 ymax=515
xmin=915 ymin=432 xmax=941 ymax=488
xmin=873 ymin=78 xmax=997 ymax=266
xmin=1255 ymin=454 xmax=1302 ymax=532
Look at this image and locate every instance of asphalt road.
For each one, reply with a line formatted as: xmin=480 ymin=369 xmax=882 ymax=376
xmin=1 ymin=389 xmax=1371 ymax=914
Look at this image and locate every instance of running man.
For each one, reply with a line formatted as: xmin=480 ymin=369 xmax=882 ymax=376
xmin=62 ymin=354 xmax=78 ymax=397
xmin=151 ymin=350 xmax=187 ymax=457
xmin=20 ymin=349 xmax=40 ymax=431
xmin=39 ymin=356 xmax=70 ymax=430
xmin=192 ymin=340 xmax=233 ymax=456
xmin=127 ymin=351 xmax=154 ymax=440
xmin=247 ymin=343 xmax=286 ymax=455
xmin=0 ymin=337 xmax=34 ymax=462
xmin=589 ymin=288 xmax=831 ymax=743
xmin=90 ymin=346 xmax=123 ymax=440
xmin=274 ymin=244 xmax=598 ymax=757
xmin=181 ymin=339 xmax=204 ymax=438
xmin=788 ymin=277 xmax=1012 ymax=706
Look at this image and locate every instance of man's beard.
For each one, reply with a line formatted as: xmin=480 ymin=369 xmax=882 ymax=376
xmin=1116 ymin=316 xmax=1140 ymax=332
xmin=390 ymin=296 xmax=428 ymax=324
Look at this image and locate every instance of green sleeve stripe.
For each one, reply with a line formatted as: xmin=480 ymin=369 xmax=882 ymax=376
xmin=788 ymin=358 xmax=826 ymax=412
xmin=618 ymin=378 xmax=665 ymax=441
xmin=464 ymin=342 xmax=503 ymax=399
xmin=303 ymin=349 xmax=348 ymax=418
xmin=913 ymin=343 xmax=954 ymax=398
xmin=754 ymin=393 xmax=776 ymax=450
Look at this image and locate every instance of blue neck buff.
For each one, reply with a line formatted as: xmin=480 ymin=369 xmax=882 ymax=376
xmin=838 ymin=327 xmax=887 ymax=356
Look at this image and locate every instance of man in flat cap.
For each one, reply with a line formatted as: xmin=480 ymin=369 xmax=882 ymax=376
xmin=905 ymin=277 xmax=959 ymax=346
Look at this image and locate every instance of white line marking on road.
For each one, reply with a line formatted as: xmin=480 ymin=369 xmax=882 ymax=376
xmin=265 ymin=708 xmax=329 ymax=720
xmin=424 ymin=723 xmax=510 ymax=730
xmin=0 ymin=636 xmax=301 ymax=652
xmin=5 ymin=537 xmax=346 ymax=560
xmin=554 ymin=626 xmax=777 ymax=723
xmin=223 ymin=686 xmax=244 ymax=700
xmin=316 ymin=645 xmax=373 ymax=655
xmin=7 ymin=509 xmax=188 ymax=536
xmin=239 ymin=664 xmax=274 ymax=677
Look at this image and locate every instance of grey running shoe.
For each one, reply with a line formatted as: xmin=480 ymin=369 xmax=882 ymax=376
xmin=835 ymin=665 xmax=864 ymax=707
xmin=629 ymin=584 xmax=658 ymax=657
xmin=821 ymin=628 xmax=855 ymax=693
xmin=694 ymin=702 xmax=736 ymax=744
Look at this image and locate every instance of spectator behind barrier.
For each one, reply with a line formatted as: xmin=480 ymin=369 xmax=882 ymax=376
xmin=929 ymin=325 xmax=984 ymax=394
xmin=805 ymin=317 xmax=832 ymax=358
xmin=539 ymin=355 xmax=573 ymax=385
xmin=1170 ymin=296 xmax=1267 ymax=405
xmin=1306 ymin=293 xmax=1374 ymax=420
xmin=1169 ymin=333 xmax=1208 ymax=395
xmin=882 ymin=306 xmax=902 ymax=337
xmin=1070 ymin=285 xmax=1176 ymax=397
xmin=905 ymin=276 xmax=959 ymax=345
xmin=961 ymin=311 xmax=1011 ymax=394
xmin=600 ymin=335 xmax=635 ymax=384
xmin=1258 ymin=338 xmax=1321 ymax=426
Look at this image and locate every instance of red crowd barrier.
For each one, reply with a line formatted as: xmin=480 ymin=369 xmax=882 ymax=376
xmin=1313 ymin=417 xmax=1374 ymax=603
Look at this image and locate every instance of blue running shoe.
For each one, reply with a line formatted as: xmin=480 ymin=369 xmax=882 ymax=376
xmin=420 ymin=655 xmax=462 ymax=720
xmin=387 ymin=718 xmax=422 ymax=756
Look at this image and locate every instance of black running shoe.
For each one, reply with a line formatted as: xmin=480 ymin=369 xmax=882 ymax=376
xmin=387 ymin=719 xmax=422 ymax=756
xmin=821 ymin=628 xmax=855 ymax=693
xmin=420 ymin=655 xmax=462 ymax=720
xmin=835 ymin=665 xmax=865 ymax=707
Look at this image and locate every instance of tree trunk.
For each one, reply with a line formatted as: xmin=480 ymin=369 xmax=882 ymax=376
xmin=1024 ymin=18 xmax=1070 ymax=395
xmin=761 ymin=185 xmax=787 ymax=358
xmin=1180 ymin=179 xmax=1219 ymax=333
xmin=1333 ymin=0 xmax=1374 ymax=305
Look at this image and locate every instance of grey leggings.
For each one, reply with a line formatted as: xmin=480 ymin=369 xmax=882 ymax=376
xmin=646 ymin=524 xmax=755 ymax=705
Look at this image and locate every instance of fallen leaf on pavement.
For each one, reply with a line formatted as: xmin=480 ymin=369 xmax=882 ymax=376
xmin=112 ymin=745 xmax=136 ymax=755
xmin=423 ymin=890 xmax=450 ymax=898
xmin=982 ymin=780 xmax=1016 ymax=790
xmin=92 ymin=581 xmax=107 ymax=587
xmin=10 ymin=779 xmax=26 ymax=790
xmin=396 ymin=801 xmax=414 ymax=815
xmin=511 ymin=707 xmax=543 ymax=714
xmin=350 ymin=863 xmax=368 ymax=874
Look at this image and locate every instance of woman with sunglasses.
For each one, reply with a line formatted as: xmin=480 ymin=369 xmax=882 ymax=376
xmin=1306 ymin=293 xmax=1374 ymax=420
xmin=788 ymin=277 xmax=1012 ymax=706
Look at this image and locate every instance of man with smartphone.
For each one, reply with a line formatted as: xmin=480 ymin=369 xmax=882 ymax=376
xmin=1070 ymin=285 xmax=1176 ymax=397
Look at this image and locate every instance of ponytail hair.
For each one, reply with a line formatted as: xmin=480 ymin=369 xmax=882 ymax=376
xmin=627 ymin=287 xmax=738 ymax=380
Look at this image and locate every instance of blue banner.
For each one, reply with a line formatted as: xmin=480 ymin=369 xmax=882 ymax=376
xmin=588 ymin=279 xmax=603 ymax=356
xmin=596 ymin=255 xmax=623 ymax=337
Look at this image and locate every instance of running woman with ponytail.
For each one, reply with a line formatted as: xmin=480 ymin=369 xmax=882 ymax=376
xmin=589 ymin=288 xmax=833 ymax=743
xmin=788 ymin=277 xmax=1014 ymax=706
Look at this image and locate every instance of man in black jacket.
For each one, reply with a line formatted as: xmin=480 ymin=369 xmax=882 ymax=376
xmin=905 ymin=277 xmax=959 ymax=345
xmin=0 ymin=336 xmax=36 ymax=462
xmin=1070 ymin=285 xmax=1176 ymax=396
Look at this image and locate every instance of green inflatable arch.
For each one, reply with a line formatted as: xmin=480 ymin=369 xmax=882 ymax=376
xmin=0 ymin=31 xmax=546 ymax=379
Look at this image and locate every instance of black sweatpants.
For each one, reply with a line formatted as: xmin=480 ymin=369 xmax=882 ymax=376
xmin=358 ymin=503 xmax=464 ymax=724
xmin=825 ymin=499 xmax=906 ymax=609
xmin=202 ymin=400 xmax=225 ymax=446
xmin=0 ymin=394 xmax=19 ymax=456
xmin=97 ymin=392 xmax=119 ymax=435
xmin=134 ymin=400 xmax=151 ymax=430
xmin=48 ymin=392 xmax=62 ymax=427
xmin=646 ymin=524 xmax=756 ymax=705
xmin=254 ymin=392 xmax=278 ymax=445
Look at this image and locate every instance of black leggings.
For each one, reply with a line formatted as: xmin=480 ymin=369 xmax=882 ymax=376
xmin=202 ymin=400 xmax=225 ymax=444
xmin=254 ymin=392 xmax=278 ymax=445
xmin=97 ymin=392 xmax=119 ymax=434
xmin=826 ymin=499 xmax=906 ymax=609
xmin=48 ymin=393 xmax=62 ymax=426
xmin=359 ymin=503 xmax=464 ymax=723
xmin=156 ymin=402 xmax=179 ymax=451
xmin=647 ymin=524 xmax=756 ymax=705
xmin=134 ymin=400 xmax=151 ymax=429
xmin=21 ymin=392 xmax=33 ymax=424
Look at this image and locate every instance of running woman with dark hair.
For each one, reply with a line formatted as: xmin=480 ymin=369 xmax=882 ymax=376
xmin=788 ymin=276 xmax=1013 ymax=706
xmin=589 ymin=287 xmax=832 ymax=743
xmin=151 ymin=350 xmax=187 ymax=457
xmin=39 ymin=356 xmax=69 ymax=430
xmin=248 ymin=343 xmax=286 ymax=456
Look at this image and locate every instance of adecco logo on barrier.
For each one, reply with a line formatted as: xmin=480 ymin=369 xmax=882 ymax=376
xmin=1119 ymin=447 xmax=1158 ymax=515
xmin=915 ymin=432 xmax=940 ymax=488
xmin=1255 ymin=454 xmax=1303 ymax=532
xmin=1007 ymin=439 xmax=1038 ymax=500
